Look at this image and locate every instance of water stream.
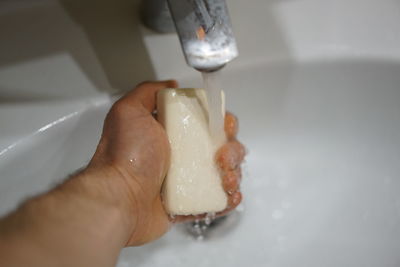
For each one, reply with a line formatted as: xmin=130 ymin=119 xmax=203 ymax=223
xmin=202 ymin=70 xmax=226 ymax=146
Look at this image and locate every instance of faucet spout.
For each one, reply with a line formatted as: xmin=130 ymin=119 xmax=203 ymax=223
xmin=141 ymin=0 xmax=238 ymax=72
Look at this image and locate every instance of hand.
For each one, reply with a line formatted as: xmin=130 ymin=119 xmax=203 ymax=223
xmin=87 ymin=80 xmax=177 ymax=246
xmin=88 ymin=81 xmax=245 ymax=244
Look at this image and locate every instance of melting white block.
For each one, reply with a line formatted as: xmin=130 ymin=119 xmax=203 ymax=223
xmin=157 ymin=88 xmax=227 ymax=216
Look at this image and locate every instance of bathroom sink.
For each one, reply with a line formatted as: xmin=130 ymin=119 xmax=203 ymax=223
xmin=1 ymin=0 xmax=400 ymax=266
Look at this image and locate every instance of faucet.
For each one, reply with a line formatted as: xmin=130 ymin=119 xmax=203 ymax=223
xmin=141 ymin=0 xmax=238 ymax=72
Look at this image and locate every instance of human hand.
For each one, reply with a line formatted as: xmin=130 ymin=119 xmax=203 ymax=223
xmin=87 ymin=80 xmax=177 ymax=246
xmin=87 ymin=81 xmax=245 ymax=245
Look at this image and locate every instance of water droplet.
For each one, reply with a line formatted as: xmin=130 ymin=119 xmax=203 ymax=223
xmin=272 ymin=209 xmax=284 ymax=220
xmin=277 ymin=179 xmax=289 ymax=189
xmin=281 ymin=200 xmax=292 ymax=209
xmin=236 ymin=203 xmax=245 ymax=212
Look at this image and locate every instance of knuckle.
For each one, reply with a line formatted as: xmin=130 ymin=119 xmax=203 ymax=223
xmin=224 ymin=112 xmax=238 ymax=139
xmin=110 ymin=101 xmax=126 ymax=115
xmin=109 ymin=100 xmax=134 ymax=118
xmin=223 ymin=171 xmax=239 ymax=193
xmin=135 ymin=80 xmax=152 ymax=89
xmin=228 ymin=191 xmax=242 ymax=208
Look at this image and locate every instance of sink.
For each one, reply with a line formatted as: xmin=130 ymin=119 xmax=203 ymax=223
xmin=1 ymin=0 xmax=400 ymax=266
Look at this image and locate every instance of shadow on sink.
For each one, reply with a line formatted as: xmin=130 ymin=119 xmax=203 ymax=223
xmin=60 ymin=0 xmax=156 ymax=91
xmin=0 ymin=0 xmax=155 ymax=101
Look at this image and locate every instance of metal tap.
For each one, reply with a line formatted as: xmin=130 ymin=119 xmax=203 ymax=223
xmin=141 ymin=0 xmax=238 ymax=72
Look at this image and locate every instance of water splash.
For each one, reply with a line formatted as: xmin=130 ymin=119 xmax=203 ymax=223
xmin=183 ymin=211 xmax=242 ymax=240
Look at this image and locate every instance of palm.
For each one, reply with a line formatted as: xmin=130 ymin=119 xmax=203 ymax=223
xmin=90 ymin=82 xmax=174 ymax=246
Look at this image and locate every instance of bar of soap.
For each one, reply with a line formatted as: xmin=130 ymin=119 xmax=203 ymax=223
xmin=157 ymin=88 xmax=227 ymax=216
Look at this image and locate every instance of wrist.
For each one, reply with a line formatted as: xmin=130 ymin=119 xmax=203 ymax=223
xmin=84 ymin=164 xmax=170 ymax=246
xmin=0 ymin=166 xmax=139 ymax=266
xmin=69 ymin=166 xmax=138 ymax=243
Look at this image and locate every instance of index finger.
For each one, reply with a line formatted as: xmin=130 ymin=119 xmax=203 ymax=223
xmin=119 ymin=80 xmax=178 ymax=112
xmin=225 ymin=112 xmax=238 ymax=140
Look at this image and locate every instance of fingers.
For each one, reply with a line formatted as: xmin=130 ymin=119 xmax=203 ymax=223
xmin=224 ymin=112 xmax=238 ymax=140
xmin=222 ymin=167 xmax=241 ymax=194
xmin=229 ymin=191 xmax=242 ymax=208
xmin=216 ymin=191 xmax=242 ymax=217
xmin=216 ymin=140 xmax=246 ymax=171
xmin=221 ymin=113 xmax=243 ymax=173
xmin=118 ymin=80 xmax=178 ymax=112
xmin=217 ymin=125 xmax=245 ymax=218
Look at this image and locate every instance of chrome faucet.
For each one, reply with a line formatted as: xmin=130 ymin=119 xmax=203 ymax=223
xmin=141 ymin=0 xmax=238 ymax=72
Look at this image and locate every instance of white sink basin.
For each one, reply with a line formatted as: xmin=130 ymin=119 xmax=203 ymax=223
xmin=1 ymin=0 xmax=400 ymax=266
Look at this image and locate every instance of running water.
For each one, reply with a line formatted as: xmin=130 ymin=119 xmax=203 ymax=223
xmin=202 ymin=71 xmax=225 ymax=146
xmin=183 ymin=70 xmax=228 ymax=240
